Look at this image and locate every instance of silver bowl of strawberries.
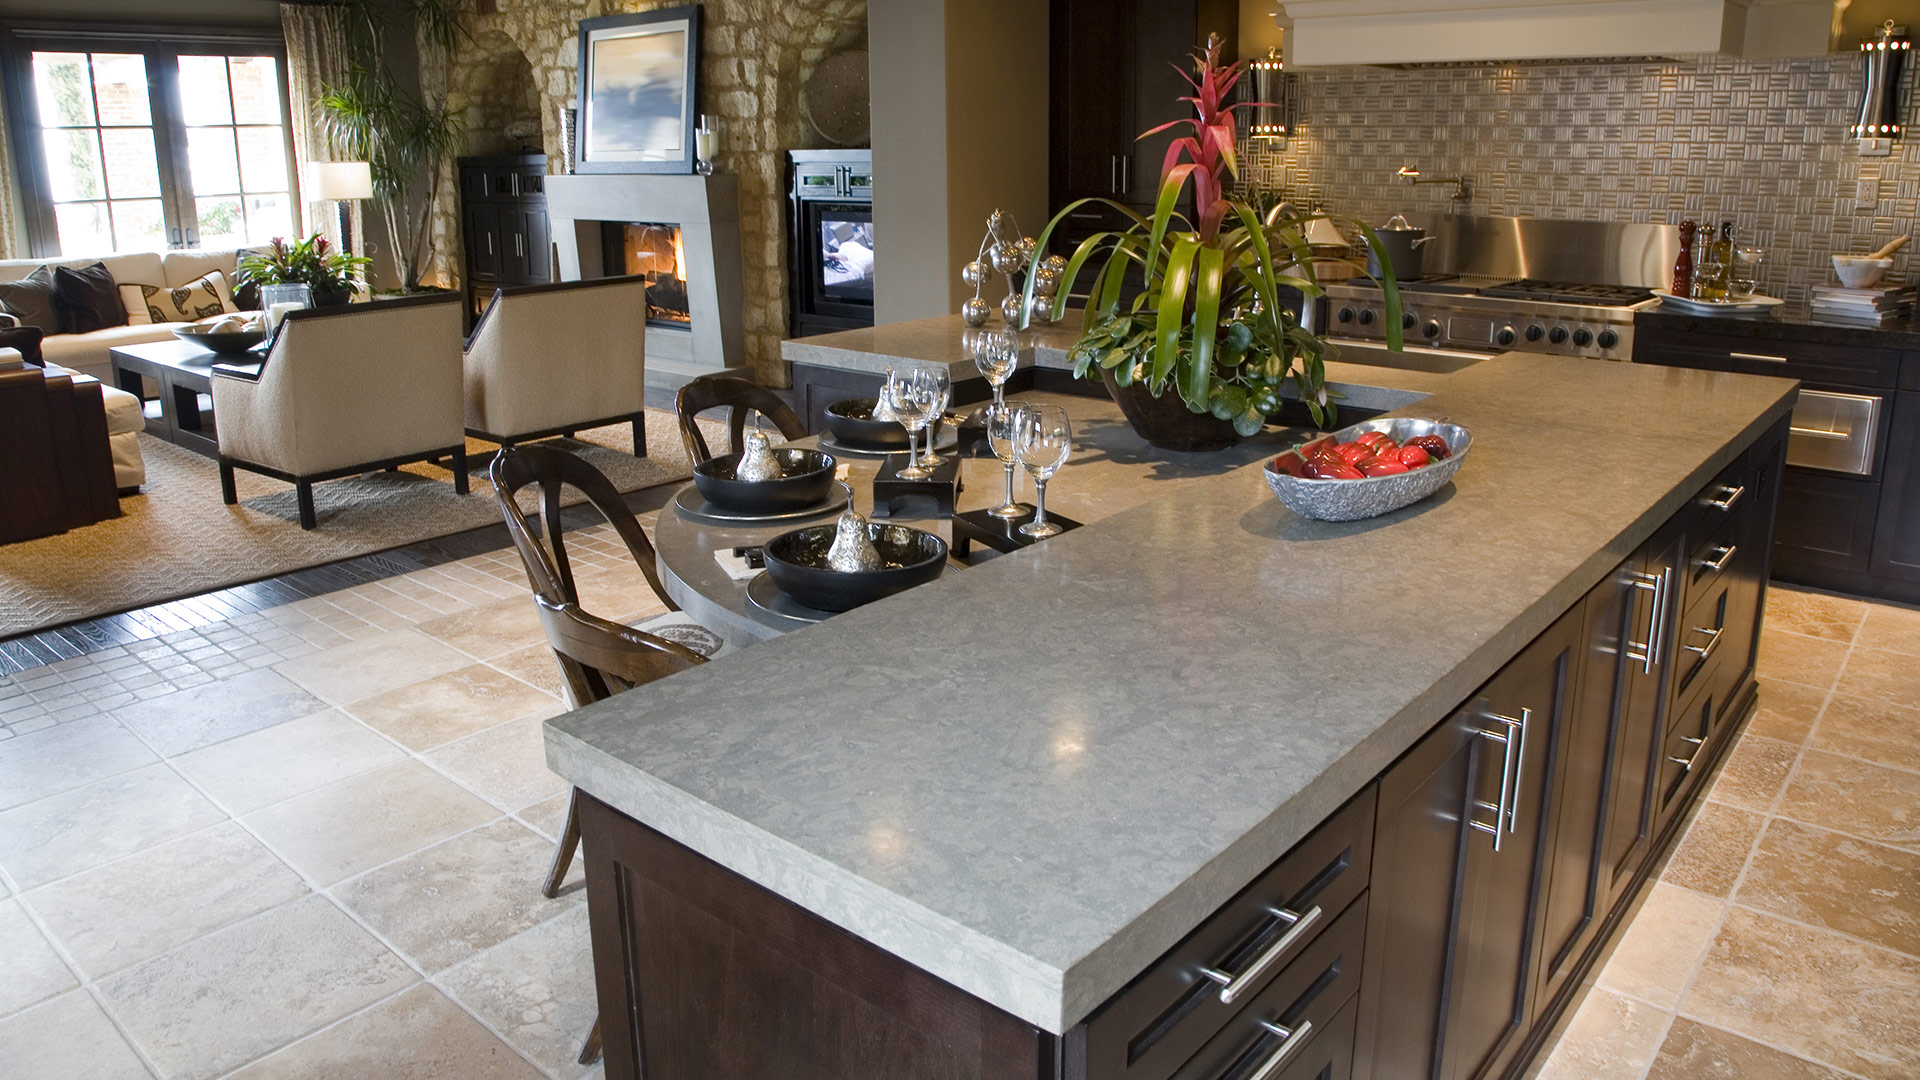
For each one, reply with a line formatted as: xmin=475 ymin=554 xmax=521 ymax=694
xmin=1263 ymin=418 xmax=1472 ymax=522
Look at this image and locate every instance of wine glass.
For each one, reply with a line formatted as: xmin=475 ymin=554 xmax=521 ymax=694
xmin=973 ymin=329 xmax=1018 ymax=408
xmin=920 ymin=367 xmax=953 ymax=467
xmin=983 ymin=401 xmax=1029 ymax=519
xmin=1012 ymin=404 xmax=1071 ymax=538
xmin=882 ymin=367 xmax=936 ymax=480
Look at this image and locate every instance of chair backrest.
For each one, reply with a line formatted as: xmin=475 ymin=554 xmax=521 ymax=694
xmin=464 ymin=277 xmax=649 ymax=438
xmin=532 ymin=594 xmax=706 ymax=706
xmin=675 ymin=374 xmax=806 ymax=464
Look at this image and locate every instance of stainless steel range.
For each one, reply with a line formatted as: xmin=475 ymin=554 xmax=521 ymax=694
xmin=1309 ymin=217 xmax=1684 ymax=362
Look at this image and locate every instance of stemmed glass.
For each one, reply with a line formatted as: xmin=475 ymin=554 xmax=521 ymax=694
xmin=983 ymin=401 xmax=1029 ymax=519
xmin=919 ymin=367 xmax=953 ymax=467
xmin=1012 ymin=404 xmax=1071 ymax=538
xmin=882 ymin=367 xmax=937 ymax=480
xmin=973 ymin=329 xmax=1018 ymax=408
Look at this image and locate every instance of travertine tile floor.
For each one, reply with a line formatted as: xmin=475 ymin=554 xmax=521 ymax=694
xmin=1 ymin=537 xmax=1916 ymax=1078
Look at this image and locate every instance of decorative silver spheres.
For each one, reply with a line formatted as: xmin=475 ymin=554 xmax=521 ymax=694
xmin=960 ymin=209 xmax=1069 ymax=328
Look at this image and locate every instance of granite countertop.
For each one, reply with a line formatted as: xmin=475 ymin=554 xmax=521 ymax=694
xmin=547 ymin=350 xmax=1797 ymax=1035
xmin=1636 ymin=302 xmax=1920 ymax=350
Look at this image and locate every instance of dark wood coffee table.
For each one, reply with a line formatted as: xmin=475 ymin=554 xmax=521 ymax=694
xmin=108 ymin=338 xmax=259 ymax=458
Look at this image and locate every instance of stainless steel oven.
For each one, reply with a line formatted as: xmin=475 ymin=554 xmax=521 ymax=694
xmin=1786 ymin=389 xmax=1882 ymax=476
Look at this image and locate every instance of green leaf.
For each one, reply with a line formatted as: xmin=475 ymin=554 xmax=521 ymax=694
xmin=1144 ymin=164 xmax=1196 ymax=285
xmin=1233 ymin=406 xmax=1266 ymax=437
xmin=1185 ymin=244 xmax=1226 ymax=411
xmin=1153 ymin=236 xmax=1199 ymax=390
xmin=1352 ymin=222 xmax=1406 ymax=351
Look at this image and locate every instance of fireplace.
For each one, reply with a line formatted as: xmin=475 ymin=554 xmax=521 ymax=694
xmin=604 ymin=222 xmax=692 ymax=329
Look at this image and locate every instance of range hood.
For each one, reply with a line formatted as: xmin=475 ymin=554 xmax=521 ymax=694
xmin=1275 ymin=0 xmax=1837 ymax=66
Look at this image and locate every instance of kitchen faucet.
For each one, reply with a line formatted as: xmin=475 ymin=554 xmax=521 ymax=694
xmin=1397 ymin=166 xmax=1473 ymax=206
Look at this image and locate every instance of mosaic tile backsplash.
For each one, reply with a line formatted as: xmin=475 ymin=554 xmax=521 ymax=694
xmin=1238 ymin=53 xmax=1920 ymax=305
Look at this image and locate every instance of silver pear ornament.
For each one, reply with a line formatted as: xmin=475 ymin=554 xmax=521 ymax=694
xmin=825 ymin=510 xmax=885 ymax=572
xmin=734 ymin=429 xmax=781 ymax=482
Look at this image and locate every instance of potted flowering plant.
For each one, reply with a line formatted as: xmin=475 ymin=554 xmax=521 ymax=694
xmin=1025 ymin=34 xmax=1404 ymax=450
xmin=236 ymin=234 xmax=371 ymax=309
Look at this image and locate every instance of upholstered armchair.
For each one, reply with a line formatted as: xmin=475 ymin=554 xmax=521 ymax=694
xmin=463 ymin=276 xmax=650 ymax=454
xmin=210 ymin=294 xmax=467 ymax=529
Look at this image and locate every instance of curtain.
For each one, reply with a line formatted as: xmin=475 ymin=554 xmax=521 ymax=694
xmin=281 ymin=2 xmax=362 ymax=255
xmin=0 ymin=76 xmax=22 ymax=259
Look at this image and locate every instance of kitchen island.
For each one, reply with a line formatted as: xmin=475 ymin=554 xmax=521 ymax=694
xmin=546 ymin=347 xmax=1797 ymax=1080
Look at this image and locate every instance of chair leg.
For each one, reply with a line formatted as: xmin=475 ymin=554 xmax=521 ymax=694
xmin=296 ymin=480 xmax=317 ymax=530
xmin=578 ymin=1015 xmax=603 ymax=1065
xmin=219 ymin=460 xmax=237 ymax=505
xmin=452 ymin=446 xmax=470 ymax=495
xmin=631 ymin=413 xmax=647 ymax=458
xmin=543 ymin=787 xmax=583 ymax=898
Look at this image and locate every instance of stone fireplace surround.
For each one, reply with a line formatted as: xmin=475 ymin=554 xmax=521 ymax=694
xmin=547 ymin=172 xmax=750 ymax=398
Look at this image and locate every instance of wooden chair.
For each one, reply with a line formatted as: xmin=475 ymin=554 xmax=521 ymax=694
xmin=491 ymin=443 xmax=724 ymax=1067
xmin=674 ymin=374 xmax=806 ymax=465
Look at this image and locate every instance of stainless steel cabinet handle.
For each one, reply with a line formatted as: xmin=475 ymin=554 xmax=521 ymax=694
xmin=1789 ymin=425 xmax=1852 ymax=440
xmin=486 ymin=233 xmax=494 ymax=255
xmin=1199 ymin=904 xmax=1324 ymax=1004
xmin=1703 ymin=484 xmax=1745 ymax=511
xmin=1111 ymin=155 xmax=1119 ymax=194
xmin=1668 ymin=735 xmax=1705 ymax=772
xmin=1244 ymin=1019 xmax=1315 ymax=1080
xmin=1684 ymin=625 xmax=1724 ymax=661
xmin=1470 ymin=708 xmax=1531 ymax=851
xmin=515 ymin=233 xmax=524 ymax=258
xmin=1121 ymin=156 xmax=1130 ymax=191
xmin=1626 ymin=568 xmax=1670 ymax=675
xmin=1700 ymin=544 xmax=1737 ymax=573
xmin=1729 ymin=351 xmax=1790 ymax=363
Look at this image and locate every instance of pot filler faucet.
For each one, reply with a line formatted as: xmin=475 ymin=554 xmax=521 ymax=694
xmin=1397 ymin=165 xmax=1474 ymax=206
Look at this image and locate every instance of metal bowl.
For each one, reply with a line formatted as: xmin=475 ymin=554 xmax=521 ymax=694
xmin=824 ymin=396 xmax=946 ymax=450
xmin=691 ymin=448 xmax=836 ymax=513
xmin=763 ymin=522 xmax=947 ymax=612
xmin=1263 ymin=418 xmax=1472 ymax=522
xmin=171 ymin=324 xmax=266 ymax=355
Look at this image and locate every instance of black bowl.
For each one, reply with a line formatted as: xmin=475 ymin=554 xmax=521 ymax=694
xmin=824 ymin=397 xmax=946 ymax=450
xmin=763 ymin=522 xmax=948 ymax=613
xmin=691 ymin=448 xmax=836 ymax=513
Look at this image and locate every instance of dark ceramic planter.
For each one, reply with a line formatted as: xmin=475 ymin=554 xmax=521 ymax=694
xmin=1099 ymin=367 xmax=1243 ymax=453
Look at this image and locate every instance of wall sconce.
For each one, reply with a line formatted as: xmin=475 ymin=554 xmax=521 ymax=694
xmin=1247 ymin=48 xmax=1290 ymax=141
xmin=1852 ymin=20 xmax=1909 ymax=155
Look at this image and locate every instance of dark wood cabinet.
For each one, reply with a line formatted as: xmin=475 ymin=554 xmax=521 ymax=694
xmin=458 ymin=154 xmax=549 ymax=326
xmin=1355 ymin=601 xmax=1581 ymax=1080
xmin=1871 ymin=391 xmax=1920 ymax=587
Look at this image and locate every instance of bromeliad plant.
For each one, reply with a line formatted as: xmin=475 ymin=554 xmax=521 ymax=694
xmin=1024 ymin=33 xmax=1404 ymax=436
xmin=237 ymin=234 xmax=371 ymax=305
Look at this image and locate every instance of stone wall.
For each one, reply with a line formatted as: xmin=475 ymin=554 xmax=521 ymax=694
xmin=421 ymin=0 xmax=867 ymax=384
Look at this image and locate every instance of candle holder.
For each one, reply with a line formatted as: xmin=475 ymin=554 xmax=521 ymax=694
xmin=694 ymin=114 xmax=717 ymax=176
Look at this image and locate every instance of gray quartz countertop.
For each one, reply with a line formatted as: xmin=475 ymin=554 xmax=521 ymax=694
xmin=546 ymin=349 xmax=1797 ymax=1035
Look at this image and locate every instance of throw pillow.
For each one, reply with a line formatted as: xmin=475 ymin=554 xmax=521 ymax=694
xmin=0 ymin=325 xmax=47 ymax=367
xmin=51 ymin=262 xmax=127 ymax=333
xmin=0 ymin=266 xmax=62 ymax=334
xmin=118 ymin=271 xmax=236 ymax=325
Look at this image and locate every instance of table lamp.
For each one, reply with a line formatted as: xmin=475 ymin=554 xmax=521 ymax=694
xmin=306 ymin=161 xmax=374 ymax=256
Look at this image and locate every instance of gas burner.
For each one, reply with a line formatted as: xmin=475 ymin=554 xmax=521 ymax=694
xmin=1475 ymin=279 xmax=1655 ymax=307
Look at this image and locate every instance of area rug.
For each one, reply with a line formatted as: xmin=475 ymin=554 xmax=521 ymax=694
xmin=0 ymin=412 xmax=705 ymax=638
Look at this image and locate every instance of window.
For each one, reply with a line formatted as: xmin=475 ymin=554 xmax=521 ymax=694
xmin=5 ymin=30 xmax=299 ymax=257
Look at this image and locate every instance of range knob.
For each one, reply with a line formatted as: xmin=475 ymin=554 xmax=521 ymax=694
xmin=1597 ymin=329 xmax=1620 ymax=350
xmin=1358 ymin=309 xmax=1376 ymax=326
xmin=1495 ymin=325 xmax=1517 ymax=347
xmin=1548 ymin=326 xmax=1570 ymax=345
xmin=1572 ymin=328 xmax=1594 ymax=347
xmin=1402 ymin=312 xmax=1418 ymax=330
xmin=1525 ymin=324 xmax=1545 ymax=342
xmin=1336 ymin=306 xmax=1356 ymax=324
xmin=1423 ymin=319 xmax=1442 ymax=339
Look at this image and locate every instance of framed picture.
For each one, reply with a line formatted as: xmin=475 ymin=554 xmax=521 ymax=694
xmin=575 ymin=5 xmax=702 ymax=174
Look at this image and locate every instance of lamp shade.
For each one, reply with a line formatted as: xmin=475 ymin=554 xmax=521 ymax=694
xmin=307 ymin=161 xmax=374 ymax=201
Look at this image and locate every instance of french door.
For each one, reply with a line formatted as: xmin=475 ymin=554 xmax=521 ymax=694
xmin=5 ymin=28 xmax=299 ymax=257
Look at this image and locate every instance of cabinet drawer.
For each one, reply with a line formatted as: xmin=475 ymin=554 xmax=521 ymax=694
xmin=1674 ymin=574 xmax=1735 ymax=698
xmin=1658 ymin=676 xmax=1719 ymax=821
xmin=1168 ymin=896 xmax=1366 ymax=1080
xmin=1080 ymin=788 xmax=1376 ymax=1080
xmin=1637 ymin=332 xmax=1901 ymax=389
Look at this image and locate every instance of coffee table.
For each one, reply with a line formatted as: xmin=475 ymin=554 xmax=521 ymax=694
xmin=108 ymin=338 xmax=259 ymax=458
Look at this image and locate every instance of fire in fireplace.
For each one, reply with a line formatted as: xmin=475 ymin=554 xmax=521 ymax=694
xmin=603 ymin=222 xmax=691 ymax=328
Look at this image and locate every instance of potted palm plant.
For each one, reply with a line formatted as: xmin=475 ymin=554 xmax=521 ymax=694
xmin=1024 ymin=34 xmax=1404 ymax=451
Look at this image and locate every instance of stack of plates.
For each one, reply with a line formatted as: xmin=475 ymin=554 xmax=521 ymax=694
xmin=1809 ymin=284 xmax=1915 ymax=327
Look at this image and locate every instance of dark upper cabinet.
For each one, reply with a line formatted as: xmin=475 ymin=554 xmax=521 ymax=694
xmin=1356 ymin=600 xmax=1582 ymax=1080
xmin=1872 ymin=391 xmax=1920 ymax=587
xmin=1049 ymin=0 xmax=1237 ymax=215
xmin=458 ymin=153 xmax=549 ymax=324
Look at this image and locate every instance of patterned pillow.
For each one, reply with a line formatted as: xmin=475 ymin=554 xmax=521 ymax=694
xmin=119 ymin=271 xmax=236 ymax=325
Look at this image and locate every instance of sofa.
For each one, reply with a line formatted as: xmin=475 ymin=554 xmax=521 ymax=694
xmin=0 ymin=249 xmax=243 ymax=384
